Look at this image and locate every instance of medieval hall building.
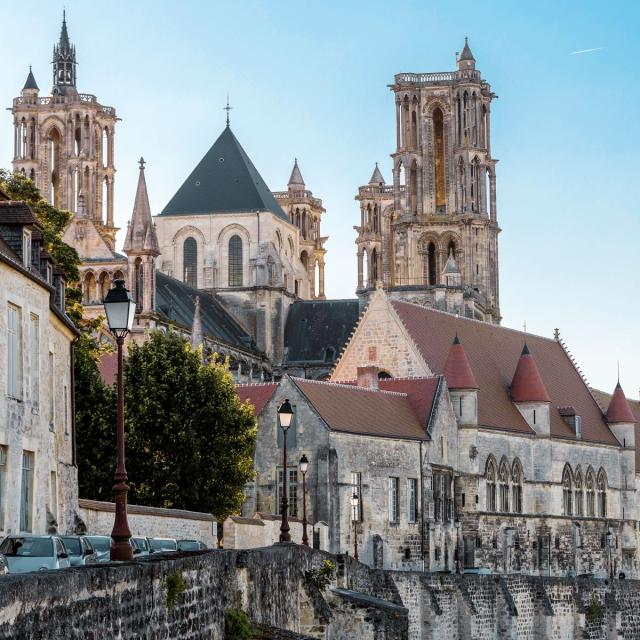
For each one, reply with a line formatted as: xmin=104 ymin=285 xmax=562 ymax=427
xmin=8 ymin=15 xmax=640 ymax=579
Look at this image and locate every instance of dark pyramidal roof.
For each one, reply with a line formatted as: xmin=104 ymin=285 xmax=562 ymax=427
xmin=23 ymin=66 xmax=39 ymax=91
xmin=160 ymin=126 xmax=288 ymax=221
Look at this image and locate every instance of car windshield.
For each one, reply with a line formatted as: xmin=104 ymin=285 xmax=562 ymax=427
xmin=151 ymin=539 xmax=177 ymax=551
xmin=87 ymin=537 xmax=111 ymax=552
xmin=60 ymin=537 xmax=82 ymax=554
xmin=132 ymin=538 xmax=148 ymax=550
xmin=0 ymin=537 xmax=53 ymax=557
xmin=179 ymin=541 xmax=199 ymax=551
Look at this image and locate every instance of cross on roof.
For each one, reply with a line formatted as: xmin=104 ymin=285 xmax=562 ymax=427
xmin=224 ymin=94 xmax=232 ymax=127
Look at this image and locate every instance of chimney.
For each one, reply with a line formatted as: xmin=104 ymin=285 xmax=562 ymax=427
xmin=357 ymin=365 xmax=379 ymax=390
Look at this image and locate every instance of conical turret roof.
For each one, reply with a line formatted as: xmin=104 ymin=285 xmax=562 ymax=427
xmin=459 ymin=37 xmax=475 ymax=61
xmin=606 ymin=382 xmax=636 ymax=423
xmin=511 ymin=344 xmax=551 ymax=403
xmin=123 ymin=158 xmax=160 ymax=256
xmin=369 ymin=163 xmax=385 ymax=185
xmin=288 ymin=158 xmax=305 ymax=188
xmin=23 ymin=66 xmax=39 ymax=91
xmin=443 ymin=335 xmax=478 ymax=389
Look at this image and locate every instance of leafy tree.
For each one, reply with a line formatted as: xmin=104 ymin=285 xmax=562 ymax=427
xmin=124 ymin=330 xmax=256 ymax=520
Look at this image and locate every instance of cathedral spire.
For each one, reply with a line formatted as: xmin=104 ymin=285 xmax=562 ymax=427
xmin=123 ymin=157 xmax=160 ymax=256
xmin=457 ymin=37 xmax=476 ymax=70
xmin=288 ymin=158 xmax=305 ymax=189
xmin=52 ymin=10 xmax=77 ymax=93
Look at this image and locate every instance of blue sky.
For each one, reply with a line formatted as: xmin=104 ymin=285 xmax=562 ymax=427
xmin=1 ymin=0 xmax=638 ymax=397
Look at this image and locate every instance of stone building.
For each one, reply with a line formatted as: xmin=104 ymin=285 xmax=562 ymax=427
xmin=355 ymin=38 xmax=500 ymax=323
xmin=0 ymin=191 xmax=79 ymax=536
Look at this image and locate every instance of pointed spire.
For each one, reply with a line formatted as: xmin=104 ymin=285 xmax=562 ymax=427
xmin=459 ymin=37 xmax=475 ymax=61
xmin=22 ymin=66 xmax=39 ymax=92
xmin=52 ymin=10 xmax=77 ymax=91
xmin=369 ymin=163 xmax=385 ymax=185
xmin=511 ymin=343 xmax=551 ymax=403
xmin=606 ymin=382 xmax=636 ymax=424
xmin=288 ymin=158 xmax=305 ymax=188
xmin=123 ymin=157 xmax=160 ymax=256
xmin=191 ymin=296 xmax=204 ymax=352
xmin=443 ymin=334 xmax=478 ymax=389
xmin=443 ymin=250 xmax=461 ymax=275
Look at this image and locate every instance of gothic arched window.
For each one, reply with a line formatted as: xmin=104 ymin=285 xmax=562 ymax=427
xmin=512 ymin=460 xmax=523 ymax=514
xmin=370 ymin=248 xmax=378 ymax=283
xmin=183 ymin=237 xmax=197 ymax=288
xmin=597 ymin=469 xmax=607 ymax=518
xmin=499 ymin=459 xmax=509 ymax=512
xmin=562 ymin=465 xmax=573 ymax=516
xmin=586 ymin=468 xmax=596 ymax=516
xmin=574 ymin=470 xmax=584 ymax=517
xmin=425 ymin=242 xmax=436 ymax=286
xmin=228 ymin=235 xmax=243 ymax=287
xmin=486 ymin=458 xmax=496 ymax=512
xmin=134 ymin=258 xmax=143 ymax=311
xmin=433 ymin=107 xmax=445 ymax=209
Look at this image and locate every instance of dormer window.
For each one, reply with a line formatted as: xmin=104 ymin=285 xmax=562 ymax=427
xmin=22 ymin=229 xmax=32 ymax=268
xmin=575 ymin=415 xmax=582 ymax=439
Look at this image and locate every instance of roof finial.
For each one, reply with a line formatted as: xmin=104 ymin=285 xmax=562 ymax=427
xmin=617 ymin=360 xmax=620 ymax=384
xmin=224 ymin=93 xmax=232 ymax=127
xmin=523 ymin=320 xmax=527 ymax=333
xmin=139 ymin=156 xmax=145 ymax=171
xmin=553 ymin=328 xmax=560 ymax=341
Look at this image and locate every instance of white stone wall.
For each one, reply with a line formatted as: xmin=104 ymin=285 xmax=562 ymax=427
xmin=0 ymin=261 xmax=77 ymax=536
xmin=78 ymin=499 xmax=217 ymax=547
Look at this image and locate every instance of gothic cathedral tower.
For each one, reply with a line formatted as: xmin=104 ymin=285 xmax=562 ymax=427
xmin=11 ymin=13 xmax=118 ymax=249
xmin=355 ymin=39 xmax=500 ymax=323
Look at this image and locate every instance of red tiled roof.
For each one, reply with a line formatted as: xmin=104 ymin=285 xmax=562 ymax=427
xmin=391 ymin=300 xmax=617 ymax=444
xmin=443 ymin=336 xmax=478 ymax=390
xmin=236 ymin=383 xmax=278 ymax=416
xmin=606 ymin=383 xmax=636 ymax=424
xmin=292 ymin=377 xmax=434 ymax=440
xmin=511 ymin=344 xmax=551 ymax=403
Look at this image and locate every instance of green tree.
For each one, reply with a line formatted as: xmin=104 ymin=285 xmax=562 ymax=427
xmin=124 ymin=331 xmax=256 ymax=520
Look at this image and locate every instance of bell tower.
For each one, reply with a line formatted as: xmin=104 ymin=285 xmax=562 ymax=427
xmin=11 ymin=12 xmax=118 ymax=249
xmin=356 ymin=38 xmax=501 ymax=323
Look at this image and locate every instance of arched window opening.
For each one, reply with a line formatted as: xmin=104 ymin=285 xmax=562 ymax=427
xmin=597 ymin=470 xmax=607 ymax=517
xmin=69 ymin=168 xmax=77 ymax=212
xmin=82 ymin=166 xmax=90 ymax=213
xmin=463 ymin=91 xmax=469 ymax=143
xmin=364 ymin=204 xmax=371 ymax=229
xmin=134 ymin=258 xmax=143 ymax=311
xmin=586 ymin=469 xmax=596 ymax=516
xmin=499 ymin=460 xmax=509 ymax=512
xmin=276 ymin=230 xmax=282 ymax=254
xmin=75 ymin=125 xmax=81 ymax=157
xmin=409 ymin=161 xmax=418 ymax=215
xmin=183 ymin=237 xmax=197 ymax=288
xmin=425 ymin=242 xmax=436 ymax=286
xmin=370 ymin=248 xmax=378 ymax=283
xmin=574 ymin=471 xmax=584 ymax=517
xmin=102 ymin=177 xmax=108 ymax=224
xmin=102 ymin=128 xmax=108 ymax=166
xmin=378 ymin=370 xmax=392 ymax=380
xmin=447 ymin=240 xmax=456 ymax=259
xmin=48 ymin=128 xmax=62 ymax=207
xmin=372 ymin=205 xmax=379 ymax=233
xmin=470 ymin=163 xmax=475 ymax=212
xmin=301 ymin=210 xmax=307 ymax=240
xmin=314 ymin=260 xmax=320 ymax=296
xmin=83 ymin=272 xmax=97 ymax=305
xmin=402 ymin=96 xmax=410 ymax=148
xmin=228 ymin=235 xmax=243 ymax=287
xmin=486 ymin=458 xmax=496 ymax=512
xmin=472 ymin=93 xmax=478 ymax=146
xmin=433 ymin=108 xmax=445 ymax=211
xmin=457 ymin=160 xmax=465 ymax=212
xmin=562 ymin=466 xmax=573 ymax=516
xmin=300 ymin=251 xmax=308 ymax=271
xmin=512 ymin=461 xmax=523 ymax=514
xmin=288 ymin=237 xmax=295 ymax=258
xmin=482 ymin=105 xmax=488 ymax=148
xmin=410 ymin=109 xmax=418 ymax=149
xmin=485 ymin=168 xmax=491 ymax=217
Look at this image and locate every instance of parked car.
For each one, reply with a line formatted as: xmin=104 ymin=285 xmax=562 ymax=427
xmin=177 ymin=539 xmax=207 ymax=551
xmin=130 ymin=536 xmax=151 ymax=557
xmin=148 ymin=537 xmax=178 ymax=554
xmin=60 ymin=535 xmax=98 ymax=566
xmin=0 ymin=554 xmax=9 ymax=576
xmin=0 ymin=535 xmax=70 ymax=573
xmin=85 ymin=535 xmax=112 ymax=563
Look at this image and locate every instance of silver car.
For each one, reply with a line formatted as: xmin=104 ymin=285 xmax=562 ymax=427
xmin=177 ymin=539 xmax=207 ymax=551
xmin=60 ymin=536 xmax=98 ymax=566
xmin=85 ymin=535 xmax=112 ymax=563
xmin=0 ymin=535 xmax=71 ymax=573
xmin=130 ymin=536 xmax=151 ymax=557
xmin=148 ymin=537 xmax=178 ymax=554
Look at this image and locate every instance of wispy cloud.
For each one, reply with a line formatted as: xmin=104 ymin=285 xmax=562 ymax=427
xmin=570 ymin=47 xmax=606 ymax=55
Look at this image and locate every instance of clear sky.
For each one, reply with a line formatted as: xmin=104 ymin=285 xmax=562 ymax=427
xmin=1 ymin=0 xmax=638 ymax=398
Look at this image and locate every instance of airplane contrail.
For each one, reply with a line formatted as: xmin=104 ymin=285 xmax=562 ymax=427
xmin=570 ymin=47 xmax=605 ymax=55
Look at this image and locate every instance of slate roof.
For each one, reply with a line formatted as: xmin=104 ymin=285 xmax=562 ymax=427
xmin=459 ymin=37 xmax=475 ymax=62
xmin=159 ymin=126 xmax=289 ymax=221
xmin=391 ymin=300 xmax=618 ymax=444
xmin=23 ymin=67 xmax=39 ymax=91
xmin=283 ymin=299 xmax=361 ymax=364
xmin=236 ymin=383 xmax=278 ymax=416
xmin=155 ymin=271 xmax=259 ymax=354
xmin=0 ymin=201 xmax=43 ymax=227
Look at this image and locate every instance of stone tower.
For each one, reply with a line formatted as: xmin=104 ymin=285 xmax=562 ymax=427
xmin=355 ymin=38 xmax=501 ymax=323
xmin=11 ymin=12 xmax=118 ymax=249
xmin=123 ymin=158 xmax=160 ymax=315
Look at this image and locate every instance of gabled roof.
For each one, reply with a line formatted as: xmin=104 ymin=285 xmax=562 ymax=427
xmin=292 ymin=377 xmax=433 ymax=440
xmin=511 ymin=344 xmax=551 ymax=403
xmin=155 ymin=271 xmax=259 ymax=355
xmin=159 ymin=126 xmax=288 ymax=221
xmin=606 ymin=383 xmax=636 ymax=424
xmin=236 ymin=383 xmax=278 ymax=416
xmin=283 ymin=299 xmax=360 ymax=364
xmin=391 ymin=300 xmax=617 ymax=444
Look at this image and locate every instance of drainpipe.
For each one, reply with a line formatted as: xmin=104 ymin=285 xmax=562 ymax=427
xmin=70 ymin=336 xmax=79 ymax=467
xmin=419 ymin=440 xmax=424 ymax=569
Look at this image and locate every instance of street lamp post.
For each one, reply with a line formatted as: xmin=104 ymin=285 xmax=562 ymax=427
xmin=299 ymin=455 xmax=309 ymax=546
xmin=278 ymin=399 xmax=294 ymax=542
xmin=103 ymin=279 xmax=136 ymax=561
xmin=351 ymin=492 xmax=359 ymax=560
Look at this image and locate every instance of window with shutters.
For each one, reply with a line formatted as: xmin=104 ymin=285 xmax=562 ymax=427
xmin=228 ymin=235 xmax=243 ymax=287
xmin=388 ymin=477 xmax=399 ymax=523
xmin=7 ymin=304 xmax=22 ymax=399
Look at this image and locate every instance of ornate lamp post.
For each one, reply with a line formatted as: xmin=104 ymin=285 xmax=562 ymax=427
xmin=278 ymin=399 xmax=294 ymax=542
xmin=351 ymin=492 xmax=359 ymax=560
xmin=103 ymin=279 xmax=136 ymax=561
xmin=299 ymin=454 xmax=309 ymax=546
